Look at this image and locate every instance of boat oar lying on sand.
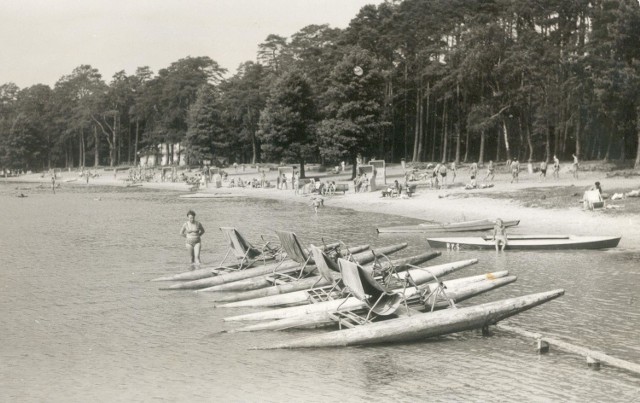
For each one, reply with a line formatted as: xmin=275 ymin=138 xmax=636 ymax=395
xmin=255 ymin=289 xmax=564 ymax=349
xmin=159 ymin=242 xmax=398 ymax=291
xmin=164 ymin=243 xmax=408 ymax=292
xmin=230 ymin=271 xmax=513 ymax=332
xmin=218 ymin=258 xmax=478 ymax=307
xmin=199 ymin=250 xmax=441 ymax=294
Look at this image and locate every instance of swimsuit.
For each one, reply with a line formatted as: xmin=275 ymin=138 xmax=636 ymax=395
xmin=184 ymin=222 xmax=202 ymax=246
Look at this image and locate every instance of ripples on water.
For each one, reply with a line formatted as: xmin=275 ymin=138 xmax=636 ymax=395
xmin=1 ymin=183 xmax=639 ymax=402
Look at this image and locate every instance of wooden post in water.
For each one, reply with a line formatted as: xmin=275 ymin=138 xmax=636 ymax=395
xmin=497 ymin=324 xmax=640 ymax=374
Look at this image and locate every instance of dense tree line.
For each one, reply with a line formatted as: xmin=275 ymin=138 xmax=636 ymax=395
xmin=2 ymin=0 xmax=640 ymax=175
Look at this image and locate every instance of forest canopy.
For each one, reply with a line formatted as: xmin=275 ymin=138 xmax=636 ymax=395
xmin=2 ymin=0 xmax=640 ymax=172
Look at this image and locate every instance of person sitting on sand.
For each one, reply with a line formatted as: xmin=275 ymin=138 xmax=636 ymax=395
xmin=353 ymin=175 xmax=361 ymax=193
xmin=465 ymin=175 xmax=477 ymax=190
xmin=592 ymin=181 xmax=603 ymax=195
xmin=492 ymin=218 xmax=508 ymax=252
xmin=362 ymin=174 xmax=370 ymax=192
xmin=180 ymin=210 xmax=205 ymax=266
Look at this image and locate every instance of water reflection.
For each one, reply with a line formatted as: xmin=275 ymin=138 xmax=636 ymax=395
xmin=1 ymin=183 xmax=639 ymax=401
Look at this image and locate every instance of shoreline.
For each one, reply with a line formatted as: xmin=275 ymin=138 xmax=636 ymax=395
xmin=3 ymin=164 xmax=639 ymax=248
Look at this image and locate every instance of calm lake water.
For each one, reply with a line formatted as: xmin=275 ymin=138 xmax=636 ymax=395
xmin=1 ymin=182 xmax=639 ymax=402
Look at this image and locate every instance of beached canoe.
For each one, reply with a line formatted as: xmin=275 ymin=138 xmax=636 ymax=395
xmin=377 ymin=218 xmax=520 ymax=234
xmin=258 ymin=289 xmax=564 ymax=349
xmin=162 ymin=243 xmax=407 ymax=291
xmin=218 ymin=258 xmax=479 ymax=307
xmin=198 ymin=251 xmax=441 ymax=294
xmin=233 ymin=272 xmax=514 ymax=332
xmin=427 ymin=235 xmax=622 ymax=250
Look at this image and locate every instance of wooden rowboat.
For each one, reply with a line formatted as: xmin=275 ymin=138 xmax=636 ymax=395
xmin=427 ymin=235 xmax=621 ymax=250
xmin=377 ymin=218 xmax=520 ymax=234
xmin=257 ymin=289 xmax=564 ymax=349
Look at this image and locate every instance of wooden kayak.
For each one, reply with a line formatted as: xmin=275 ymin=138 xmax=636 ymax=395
xmin=427 ymin=235 xmax=622 ymax=250
xmin=162 ymin=243 xmax=407 ymax=291
xmin=219 ymin=258 xmax=480 ymax=307
xmin=258 ymin=289 xmax=565 ymax=348
xmin=199 ymin=251 xmax=441 ymax=294
xmin=151 ymin=243 xmax=367 ymax=282
xmin=233 ymin=272 xmax=513 ymax=332
xmin=377 ymin=219 xmax=520 ymax=234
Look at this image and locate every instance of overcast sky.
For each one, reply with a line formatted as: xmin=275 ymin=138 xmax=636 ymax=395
xmin=0 ymin=0 xmax=381 ymax=88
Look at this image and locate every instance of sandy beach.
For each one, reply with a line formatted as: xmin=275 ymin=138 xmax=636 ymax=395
xmin=4 ymin=163 xmax=640 ymax=248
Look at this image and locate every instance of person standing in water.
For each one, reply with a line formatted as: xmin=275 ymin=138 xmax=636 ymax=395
xmin=180 ymin=210 xmax=205 ymax=266
xmin=492 ymin=218 xmax=508 ymax=252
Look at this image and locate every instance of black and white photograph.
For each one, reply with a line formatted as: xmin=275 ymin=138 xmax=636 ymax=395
xmin=2 ymin=0 xmax=640 ymax=401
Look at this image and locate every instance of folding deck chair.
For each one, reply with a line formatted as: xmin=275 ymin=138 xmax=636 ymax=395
xmin=270 ymin=230 xmax=318 ymax=282
xmin=329 ymin=258 xmax=408 ymax=329
xmin=300 ymin=244 xmax=345 ymax=303
xmin=218 ymin=227 xmax=281 ymax=270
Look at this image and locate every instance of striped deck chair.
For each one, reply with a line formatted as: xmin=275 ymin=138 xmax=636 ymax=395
xmin=219 ymin=227 xmax=279 ymax=270
xmin=330 ymin=258 xmax=406 ymax=328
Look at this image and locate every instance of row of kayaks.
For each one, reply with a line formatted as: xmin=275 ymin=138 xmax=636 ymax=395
xmin=153 ymin=227 xmax=567 ymax=349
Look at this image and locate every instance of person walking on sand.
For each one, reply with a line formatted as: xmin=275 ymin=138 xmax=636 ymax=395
xmin=539 ymin=160 xmax=547 ymax=181
xmin=449 ymin=161 xmax=457 ymax=184
xmin=510 ymin=160 xmax=520 ymax=183
xmin=572 ymin=154 xmax=579 ymax=179
xmin=311 ymin=197 xmax=323 ymax=214
xmin=492 ymin=218 xmax=508 ymax=252
xmin=484 ymin=160 xmax=495 ymax=182
xmin=438 ymin=163 xmax=448 ymax=188
xmin=51 ymin=175 xmax=56 ymax=194
xmin=553 ymin=155 xmax=560 ymax=179
xmin=180 ymin=210 xmax=205 ymax=266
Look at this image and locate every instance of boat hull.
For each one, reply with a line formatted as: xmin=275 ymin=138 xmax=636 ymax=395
xmin=427 ymin=235 xmax=621 ymax=250
xmin=260 ymin=289 xmax=565 ymax=349
xmin=378 ymin=219 xmax=519 ymax=234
